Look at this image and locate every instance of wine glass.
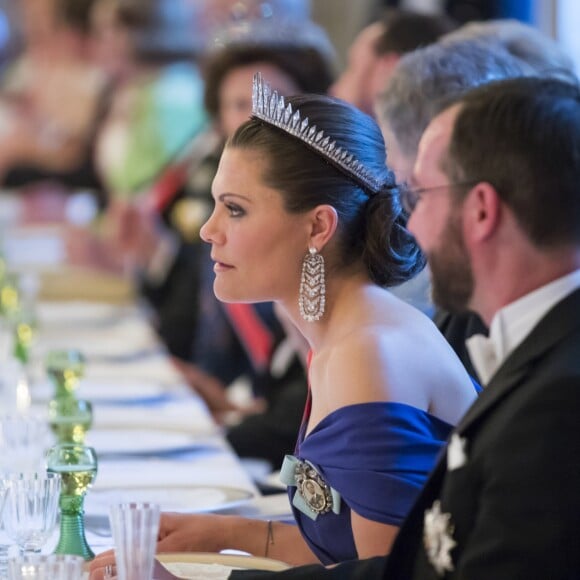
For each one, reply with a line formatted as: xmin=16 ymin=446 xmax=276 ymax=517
xmin=44 ymin=350 xmax=85 ymax=399
xmin=0 ymin=416 xmax=50 ymax=579
xmin=48 ymin=399 xmax=93 ymax=445
xmin=0 ymin=413 xmax=48 ymax=475
xmin=1 ymin=473 xmax=61 ymax=555
xmin=45 ymin=444 xmax=97 ymax=560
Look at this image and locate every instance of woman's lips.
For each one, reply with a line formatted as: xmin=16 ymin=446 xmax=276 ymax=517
xmin=213 ymin=261 xmax=234 ymax=272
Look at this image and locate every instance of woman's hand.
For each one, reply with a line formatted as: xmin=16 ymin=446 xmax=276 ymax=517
xmin=88 ymin=550 xmax=116 ymax=580
xmin=88 ymin=513 xmax=227 ymax=578
xmin=157 ymin=512 xmax=226 ymax=553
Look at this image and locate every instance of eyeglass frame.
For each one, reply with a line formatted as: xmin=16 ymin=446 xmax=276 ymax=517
xmin=401 ymin=180 xmax=480 ymax=214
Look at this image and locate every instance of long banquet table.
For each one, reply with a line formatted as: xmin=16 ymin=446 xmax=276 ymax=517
xmin=0 ymin=194 xmax=292 ymax=562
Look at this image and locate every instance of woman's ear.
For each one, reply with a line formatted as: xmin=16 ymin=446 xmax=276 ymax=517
xmin=309 ymin=204 xmax=338 ymax=249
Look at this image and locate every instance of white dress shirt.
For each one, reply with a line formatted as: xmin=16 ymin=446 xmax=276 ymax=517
xmin=466 ymin=269 xmax=580 ymax=386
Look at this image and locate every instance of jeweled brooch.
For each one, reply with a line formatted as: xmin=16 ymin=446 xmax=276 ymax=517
xmin=423 ymin=500 xmax=457 ymax=576
xmin=294 ymin=461 xmax=333 ymax=514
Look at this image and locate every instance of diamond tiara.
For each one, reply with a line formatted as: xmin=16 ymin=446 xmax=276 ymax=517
xmin=251 ymin=72 xmax=382 ymax=194
xmin=209 ymin=18 xmax=337 ymax=66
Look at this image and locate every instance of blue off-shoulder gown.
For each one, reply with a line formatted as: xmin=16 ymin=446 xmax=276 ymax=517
xmin=287 ymin=401 xmax=455 ymax=565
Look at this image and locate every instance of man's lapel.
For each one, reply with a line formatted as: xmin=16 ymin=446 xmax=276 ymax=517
xmin=393 ymin=290 xmax=580 ymax=577
xmin=456 ymin=288 xmax=580 ymax=434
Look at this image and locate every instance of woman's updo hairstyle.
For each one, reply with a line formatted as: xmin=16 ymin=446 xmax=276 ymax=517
xmin=229 ymin=93 xmax=425 ymax=287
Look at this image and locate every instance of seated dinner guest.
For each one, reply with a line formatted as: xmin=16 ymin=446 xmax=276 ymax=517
xmin=90 ymin=74 xmax=476 ymax=577
xmin=222 ymin=75 xmax=580 ymax=580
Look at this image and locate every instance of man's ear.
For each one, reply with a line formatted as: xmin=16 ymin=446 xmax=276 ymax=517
xmin=309 ymin=204 xmax=338 ymax=249
xmin=463 ymin=182 xmax=501 ymax=244
xmin=371 ymin=53 xmax=400 ymax=96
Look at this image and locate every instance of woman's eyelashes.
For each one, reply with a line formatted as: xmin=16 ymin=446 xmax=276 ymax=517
xmin=225 ymin=202 xmax=246 ymax=217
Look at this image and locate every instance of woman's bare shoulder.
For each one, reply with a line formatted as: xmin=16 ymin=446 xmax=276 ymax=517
xmin=320 ymin=325 xmax=419 ymax=408
xmin=318 ymin=311 xmax=474 ymax=418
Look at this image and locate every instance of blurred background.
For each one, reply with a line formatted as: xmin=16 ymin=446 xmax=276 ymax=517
xmin=0 ymin=0 xmax=578 ymax=473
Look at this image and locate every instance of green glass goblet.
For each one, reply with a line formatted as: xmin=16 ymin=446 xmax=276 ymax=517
xmin=45 ymin=350 xmax=86 ymax=399
xmin=46 ymin=444 xmax=98 ymax=561
xmin=0 ymin=272 xmax=20 ymax=317
xmin=12 ymin=298 xmax=38 ymax=367
xmin=48 ymin=398 xmax=93 ymax=445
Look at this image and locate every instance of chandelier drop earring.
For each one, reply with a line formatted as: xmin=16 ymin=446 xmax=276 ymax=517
xmin=299 ymin=247 xmax=326 ymax=322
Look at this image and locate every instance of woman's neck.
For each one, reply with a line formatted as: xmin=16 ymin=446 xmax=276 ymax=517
xmin=283 ymin=271 xmax=375 ymax=353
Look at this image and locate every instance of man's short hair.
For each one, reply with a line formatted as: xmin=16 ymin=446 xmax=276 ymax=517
xmin=374 ymin=9 xmax=457 ymax=57
xmin=441 ymin=19 xmax=576 ymax=78
xmin=448 ymin=76 xmax=580 ymax=247
xmin=376 ymin=39 xmax=528 ymax=159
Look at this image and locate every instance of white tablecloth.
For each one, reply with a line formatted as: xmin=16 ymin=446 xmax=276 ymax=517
xmin=1 ymin=216 xmax=294 ymax=562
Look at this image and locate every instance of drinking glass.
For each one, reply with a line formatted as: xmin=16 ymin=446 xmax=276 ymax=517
xmin=1 ymin=473 xmax=61 ymax=555
xmin=7 ymin=554 xmax=84 ymax=580
xmin=109 ymin=503 xmax=160 ymax=580
xmin=44 ymin=350 xmax=85 ymax=399
xmin=48 ymin=399 xmax=93 ymax=445
xmin=0 ymin=413 xmax=48 ymax=575
xmin=45 ymin=444 xmax=97 ymax=560
xmin=0 ymin=414 xmax=49 ymax=476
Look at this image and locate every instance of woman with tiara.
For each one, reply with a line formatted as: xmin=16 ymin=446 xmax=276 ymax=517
xmin=90 ymin=73 xmax=477 ymax=575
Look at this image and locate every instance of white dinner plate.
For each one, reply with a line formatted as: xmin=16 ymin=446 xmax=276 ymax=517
xmin=156 ymin=552 xmax=289 ymax=579
xmin=85 ymin=485 xmax=254 ymax=517
xmin=36 ymin=301 xmax=126 ymax=327
xmin=86 ymin=429 xmax=203 ymax=456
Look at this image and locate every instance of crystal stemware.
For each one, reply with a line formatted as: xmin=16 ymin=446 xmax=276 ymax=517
xmin=45 ymin=444 xmax=97 ymax=560
xmin=48 ymin=399 xmax=93 ymax=445
xmin=1 ymin=473 xmax=61 ymax=555
xmin=0 ymin=414 xmax=48 ymax=475
xmin=44 ymin=350 xmax=85 ymax=399
xmin=7 ymin=553 xmax=84 ymax=580
xmin=1 ymin=416 xmax=48 ymax=578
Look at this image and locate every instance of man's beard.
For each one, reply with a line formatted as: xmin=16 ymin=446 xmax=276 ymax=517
xmin=428 ymin=210 xmax=474 ymax=313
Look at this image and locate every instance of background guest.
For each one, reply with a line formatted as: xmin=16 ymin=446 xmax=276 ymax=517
xmin=0 ymin=0 xmax=108 ymax=201
xmin=375 ymin=20 xmax=576 ymax=377
xmin=440 ymin=18 xmax=576 ymax=75
xmin=330 ymin=8 xmax=456 ymax=117
xmin=375 ymin=39 xmax=528 ymax=375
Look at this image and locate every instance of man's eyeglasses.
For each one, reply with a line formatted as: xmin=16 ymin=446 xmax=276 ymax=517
xmin=401 ymin=181 xmax=479 ymax=214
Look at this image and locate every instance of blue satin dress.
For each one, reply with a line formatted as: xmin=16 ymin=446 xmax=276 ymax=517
xmin=285 ymin=401 xmax=454 ymax=564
